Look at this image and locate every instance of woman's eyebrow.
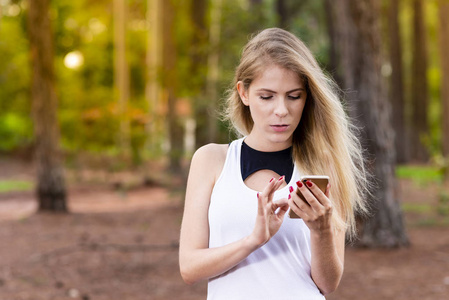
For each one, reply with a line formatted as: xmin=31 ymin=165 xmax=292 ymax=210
xmin=256 ymin=88 xmax=305 ymax=93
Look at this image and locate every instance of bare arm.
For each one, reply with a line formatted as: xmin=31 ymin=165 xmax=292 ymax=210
xmin=288 ymin=180 xmax=345 ymax=295
xmin=179 ymin=144 xmax=289 ymax=285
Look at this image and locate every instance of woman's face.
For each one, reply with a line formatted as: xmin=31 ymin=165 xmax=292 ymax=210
xmin=237 ymin=64 xmax=307 ymax=150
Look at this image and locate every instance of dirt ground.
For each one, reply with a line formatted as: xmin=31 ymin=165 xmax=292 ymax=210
xmin=0 ymin=158 xmax=448 ymax=300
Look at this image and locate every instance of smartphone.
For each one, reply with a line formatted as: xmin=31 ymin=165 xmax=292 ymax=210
xmin=289 ymin=175 xmax=329 ymax=219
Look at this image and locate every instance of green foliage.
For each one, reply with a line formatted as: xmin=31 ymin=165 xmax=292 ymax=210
xmin=396 ymin=165 xmax=443 ymax=183
xmin=0 ymin=0 xmax=32 ymax=152
xmin=437 ymin=190 xmax=449 ymax=216
xmin=401 ymin=202 xmax=433 ymax=213
xmin=0 ymin=0 xmax=444 ymax=169
xmin=0 ymin=113 xmax=33 ymax=151
xmin=0 ymin=180 xmax=33 ymax=193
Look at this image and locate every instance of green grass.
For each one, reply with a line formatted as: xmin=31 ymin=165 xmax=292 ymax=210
xmin=401 ymin=203 xmax=434 ymax=214
xmin=396 ymin=165 xmax=443 ymax=184
xmin=0 ymin=180 xmax=33 ymax=193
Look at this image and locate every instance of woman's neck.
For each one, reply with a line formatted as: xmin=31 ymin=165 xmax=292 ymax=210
xmin=244 ymin=134 xmax=293 ymax=152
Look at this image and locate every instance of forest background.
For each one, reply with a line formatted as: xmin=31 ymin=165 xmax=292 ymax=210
xmin=0 ymin=0 xmax=449 ymax=299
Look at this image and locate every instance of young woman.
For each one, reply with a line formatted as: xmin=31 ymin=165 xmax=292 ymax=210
xmin=179 ymin=28 xmax=369 ymax=299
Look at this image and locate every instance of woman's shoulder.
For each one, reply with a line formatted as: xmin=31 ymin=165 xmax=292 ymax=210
xmin=190 ymin=143 xmax=230 ymax=183
xmin=193 ymin=143 xmax=229 ymax=164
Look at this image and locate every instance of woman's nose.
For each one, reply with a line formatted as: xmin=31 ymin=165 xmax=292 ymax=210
xmin=274 ymin=99 xmax=288 ymax=117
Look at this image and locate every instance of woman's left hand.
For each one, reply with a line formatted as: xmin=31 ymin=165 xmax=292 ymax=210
xmin=288 ymin=180 xmax=333 ymax=233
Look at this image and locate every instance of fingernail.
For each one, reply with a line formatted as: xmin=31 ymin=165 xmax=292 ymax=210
xmin=257 ymin=192 xmax=259 ymax=199
xmin=306 ymin=180 xmax=313 ymax=187
xmin=270 ymin=178 xmax=274 ymax=183
xmin=289 ymin=186 xmax=294 ymax=193
xmin=278 ymin=175 xmax=285 ymax=182
xmin=288 ymin=194 xmax=291 ymax=199
xmin=296 ymin=181 xmax=303 ymax=188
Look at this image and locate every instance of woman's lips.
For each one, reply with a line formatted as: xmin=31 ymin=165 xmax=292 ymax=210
xmin=270 ymin=125 xmax=289 ymax=132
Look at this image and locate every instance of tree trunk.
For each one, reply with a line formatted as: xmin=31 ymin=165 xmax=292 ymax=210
xmin=206 ymin=0 xmax=222 ymax=143
xmin=190 ymin=0 xmax=209 ymax=149
xmin=28 ymin=0 xmax=67 ymax=212
xmin=276 ymin=0 xmax=289 ymax=29
xmin=146 ymin=0 xmax=162 ymax=152
xmin=388 ymin=0 xmax=407 ymax=164
xmin=113 ymin=0 xmax=130 ymax=156
xmin=410 ymin=0 xmax=429 ymax=162
xmin=162 ymin=0 xmax=183 ymax=172
xmin=440 ymin=0 xmax=449 ymax=159
xmin=324 ymin=0 xmax=343 ymax=87
xmin=328 ymin=0 xmax=409 ymax=247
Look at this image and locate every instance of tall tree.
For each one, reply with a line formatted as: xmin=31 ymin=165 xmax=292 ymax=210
xmin=440 ymin=0 xmax=449 ymax=159
xmin=162 ymin=0 xmax=183 ymax=172
xmin=388 ymin=0 xmax=407 ymax=163
xmin=410 ymin=0 xmax=429 ymax=162
xmin=276 ymin=0 xmax=289 ymax=29
xmin=206 ymin=0 xmax=222 ymax=142
xmin=327 ymin=0 xmax=409 ymax=247
xmin=324 ymin=0 xmax=343 ymax=87
xmin=146 ymin=0 xmax=162 ymax=152
xmin=275 ymin=0 xmax=306 ymax=30
xmin=28 ymin=0 xmax=67 ymax=211
xmin=190 ymin=0 xmax=209 ymax=149
xmin=113 ymin=0 xmax=130 ymax=156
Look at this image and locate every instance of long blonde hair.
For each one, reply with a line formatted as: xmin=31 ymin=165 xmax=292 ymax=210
xmin=223 ymin=28 xmax=370 ymax=239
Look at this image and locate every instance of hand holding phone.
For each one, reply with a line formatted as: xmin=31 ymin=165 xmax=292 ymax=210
xmin=289 ymin=175 xmax=329 ymax=219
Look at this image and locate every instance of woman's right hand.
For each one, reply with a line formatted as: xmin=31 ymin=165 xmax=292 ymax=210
xmin=249 ymin=176 xmax=290 ymax=247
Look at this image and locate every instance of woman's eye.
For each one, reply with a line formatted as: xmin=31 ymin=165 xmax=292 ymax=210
xmin=288 ymin=95 xmax=301 ymax=100
xmin=260 ymin=95 xmax=273 ymax=100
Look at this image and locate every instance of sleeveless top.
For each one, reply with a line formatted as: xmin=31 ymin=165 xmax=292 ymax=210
xmin=207 ymin=138 xmax=325 ymax=300
xmin=240 ymin=140 xmax=294 ymax=183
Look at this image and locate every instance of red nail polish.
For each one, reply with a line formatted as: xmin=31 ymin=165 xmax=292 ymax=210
xmin=289 ymin=186 xmax=294 ymax=193
xmin=270 ymin=178 xmax=274 ymax=183
xmin=288 ymin=194 xmax=291 ymax=199
xmin=257 ymin=192 xmax=259 ymax=199
xmin=306 ymin=180 xmax=313 ymax=187
xmin=296 ymin=181 xmax=303 ymax=188
xmin=278 ymin=176 xmax=285 ymax=181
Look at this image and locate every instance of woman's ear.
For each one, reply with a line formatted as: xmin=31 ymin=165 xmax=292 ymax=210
xmin=236 ymin=81 xmax=250 ymax=106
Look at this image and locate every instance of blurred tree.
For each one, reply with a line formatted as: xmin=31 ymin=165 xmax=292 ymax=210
xmin=190 ymin=0 xmax=210 ymax=148
xmin=440 ymin=0 xmax=449 ymax=158
xmin=250 ymin=0 xmax=263 ymax=5
xmin=206 ymin=0 xmax=222 ymax=142
xmin=276 ymin=0 xmax=289 ymax=29
xmin=327 ymin=0 xmax=409 ymax=247
xmin=388 ymin=0 xmax=407 ymax=163
xmin=162 ymin=0 xmax=183 ymax=172
xmin=324 ymin=0 xmax=342 ymax=86
xmin=28 ymin=0 xmax=67 ymax=211
xmin=146 ymin=0 xmax=162 ymax=153
xmin=113 ymin=0 xmax=131 ymax=156
xmin=276 ymin=0 xmax=306 ymax=30
xmin=410 ymin=0 xmax=429 ymax=162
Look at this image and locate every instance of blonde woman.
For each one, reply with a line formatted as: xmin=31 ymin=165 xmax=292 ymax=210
xmin=179 ymin=28 xmax=369 ymax=299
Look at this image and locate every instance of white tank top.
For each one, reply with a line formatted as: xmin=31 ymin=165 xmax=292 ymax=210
xmin=207 ymin=138 xmax=325 ymax=300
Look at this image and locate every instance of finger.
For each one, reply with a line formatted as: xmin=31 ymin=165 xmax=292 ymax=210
xmin=274 ymin=199 xmax=289 ymax=218
xmin=262 ymin=176 xmax=285 ymax=202
xmin=288 ymin=195 xmax=309 ymax=219
xmin=272 ymin=175 xmax=285 ymax=191
xmin=304 ymin=180 xmax=333 ymax=209
xmin=256 ymin=192 xmax=265 ymax=215
xmin=259 ymin=177 xmax=276 ymax=200
xmin=325 ymin=182 xmax=332 ymax=198
xmin=295 ymin=180 xmax=323 ymax=212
